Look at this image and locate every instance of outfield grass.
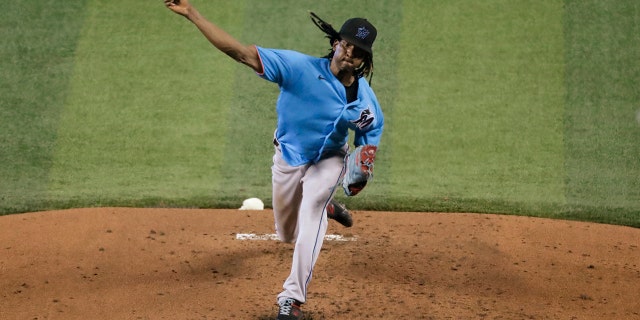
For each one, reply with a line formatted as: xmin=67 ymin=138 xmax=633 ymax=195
xmin=1 ymin=0 xmax=638 ymax=227
xmin=391 ymin=0 xmax=566 ymax=205
xmin=0 ymin=1 xmax=89 ymax=213
xmin=47 ymin=1 xmax=242 ymax=203
xmin=563 ymin=0 xmax=640 ymax=210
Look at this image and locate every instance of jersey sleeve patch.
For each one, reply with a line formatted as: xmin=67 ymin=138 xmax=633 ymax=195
xmin=351 ymin=108 xmax=375 ymax=130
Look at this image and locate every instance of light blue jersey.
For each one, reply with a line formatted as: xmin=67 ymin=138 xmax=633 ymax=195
xmin=256 ymin=46 xmax=384 ymax=166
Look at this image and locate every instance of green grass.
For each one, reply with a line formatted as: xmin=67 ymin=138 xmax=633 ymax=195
xmin=391 ymin=0 xmax=566 ymax=204
xmin=0 ymin=0 xmax=89 ymax=213
xmin=47 ymin=0 xmax=238 ymax=202
xmin=1 ymin=0 xmax=639 ymax=227
xmin=563 ymin=0 xmax=640 ymax=211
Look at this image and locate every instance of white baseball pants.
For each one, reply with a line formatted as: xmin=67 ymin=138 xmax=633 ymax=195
xmin=271 ymin=142 xmax=347 ymax=304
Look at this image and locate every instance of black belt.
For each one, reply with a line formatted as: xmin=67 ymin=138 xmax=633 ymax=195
xmin=273 ymin=138 xmax=279 ymax=147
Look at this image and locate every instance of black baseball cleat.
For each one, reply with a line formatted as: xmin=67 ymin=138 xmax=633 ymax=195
xmin=277 ymin=298 xmax=303 ymax=320
xmin=327 ymin=199 xmax=353 ymax=227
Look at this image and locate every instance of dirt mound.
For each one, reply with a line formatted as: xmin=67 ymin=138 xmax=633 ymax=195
xmin=1 ymin=208 xmax=638 ymax=319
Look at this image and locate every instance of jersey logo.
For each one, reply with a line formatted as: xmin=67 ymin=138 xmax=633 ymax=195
xmin=351 ymin=109 xmax=374 ymax=129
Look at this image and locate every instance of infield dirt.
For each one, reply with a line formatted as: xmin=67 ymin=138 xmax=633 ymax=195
xmin=1 ymin=208 xmax=638 ymax=319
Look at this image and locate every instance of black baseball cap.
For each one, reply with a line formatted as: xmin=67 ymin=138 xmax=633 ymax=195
xmin=339 ymin=18 xmax=377 ymax=55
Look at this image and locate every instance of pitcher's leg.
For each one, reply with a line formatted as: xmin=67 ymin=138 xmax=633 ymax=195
xmin=271 ymin=147 xmax=306 ymax=243
xmin=278 ymin=154 xmax=344 ymax=303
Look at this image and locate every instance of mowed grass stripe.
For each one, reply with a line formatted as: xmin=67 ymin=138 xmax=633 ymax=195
xmin=563 ymin=0 xmax=640 ymax=211
xmin=393 ymin=0 xmax=566 ymax=207
xmin=0 ymin=1 xmax=88 ymax=213
xmin=48 ymin=1 xmax=245 ymax=204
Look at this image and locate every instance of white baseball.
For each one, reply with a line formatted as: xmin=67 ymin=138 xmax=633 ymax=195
xmin=239 ymin=197 xmax=264 ymax=210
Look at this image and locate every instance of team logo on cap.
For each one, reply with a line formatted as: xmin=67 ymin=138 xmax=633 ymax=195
xmin=355 ymin=26 xmax=370 ymax=39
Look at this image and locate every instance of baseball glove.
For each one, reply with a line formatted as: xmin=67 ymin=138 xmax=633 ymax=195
xmin=342 ymin=145 xmax=377 ymax=196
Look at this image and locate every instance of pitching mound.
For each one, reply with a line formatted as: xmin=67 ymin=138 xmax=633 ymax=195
xmin=1 ymin=208 xmax=638 ymax=319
